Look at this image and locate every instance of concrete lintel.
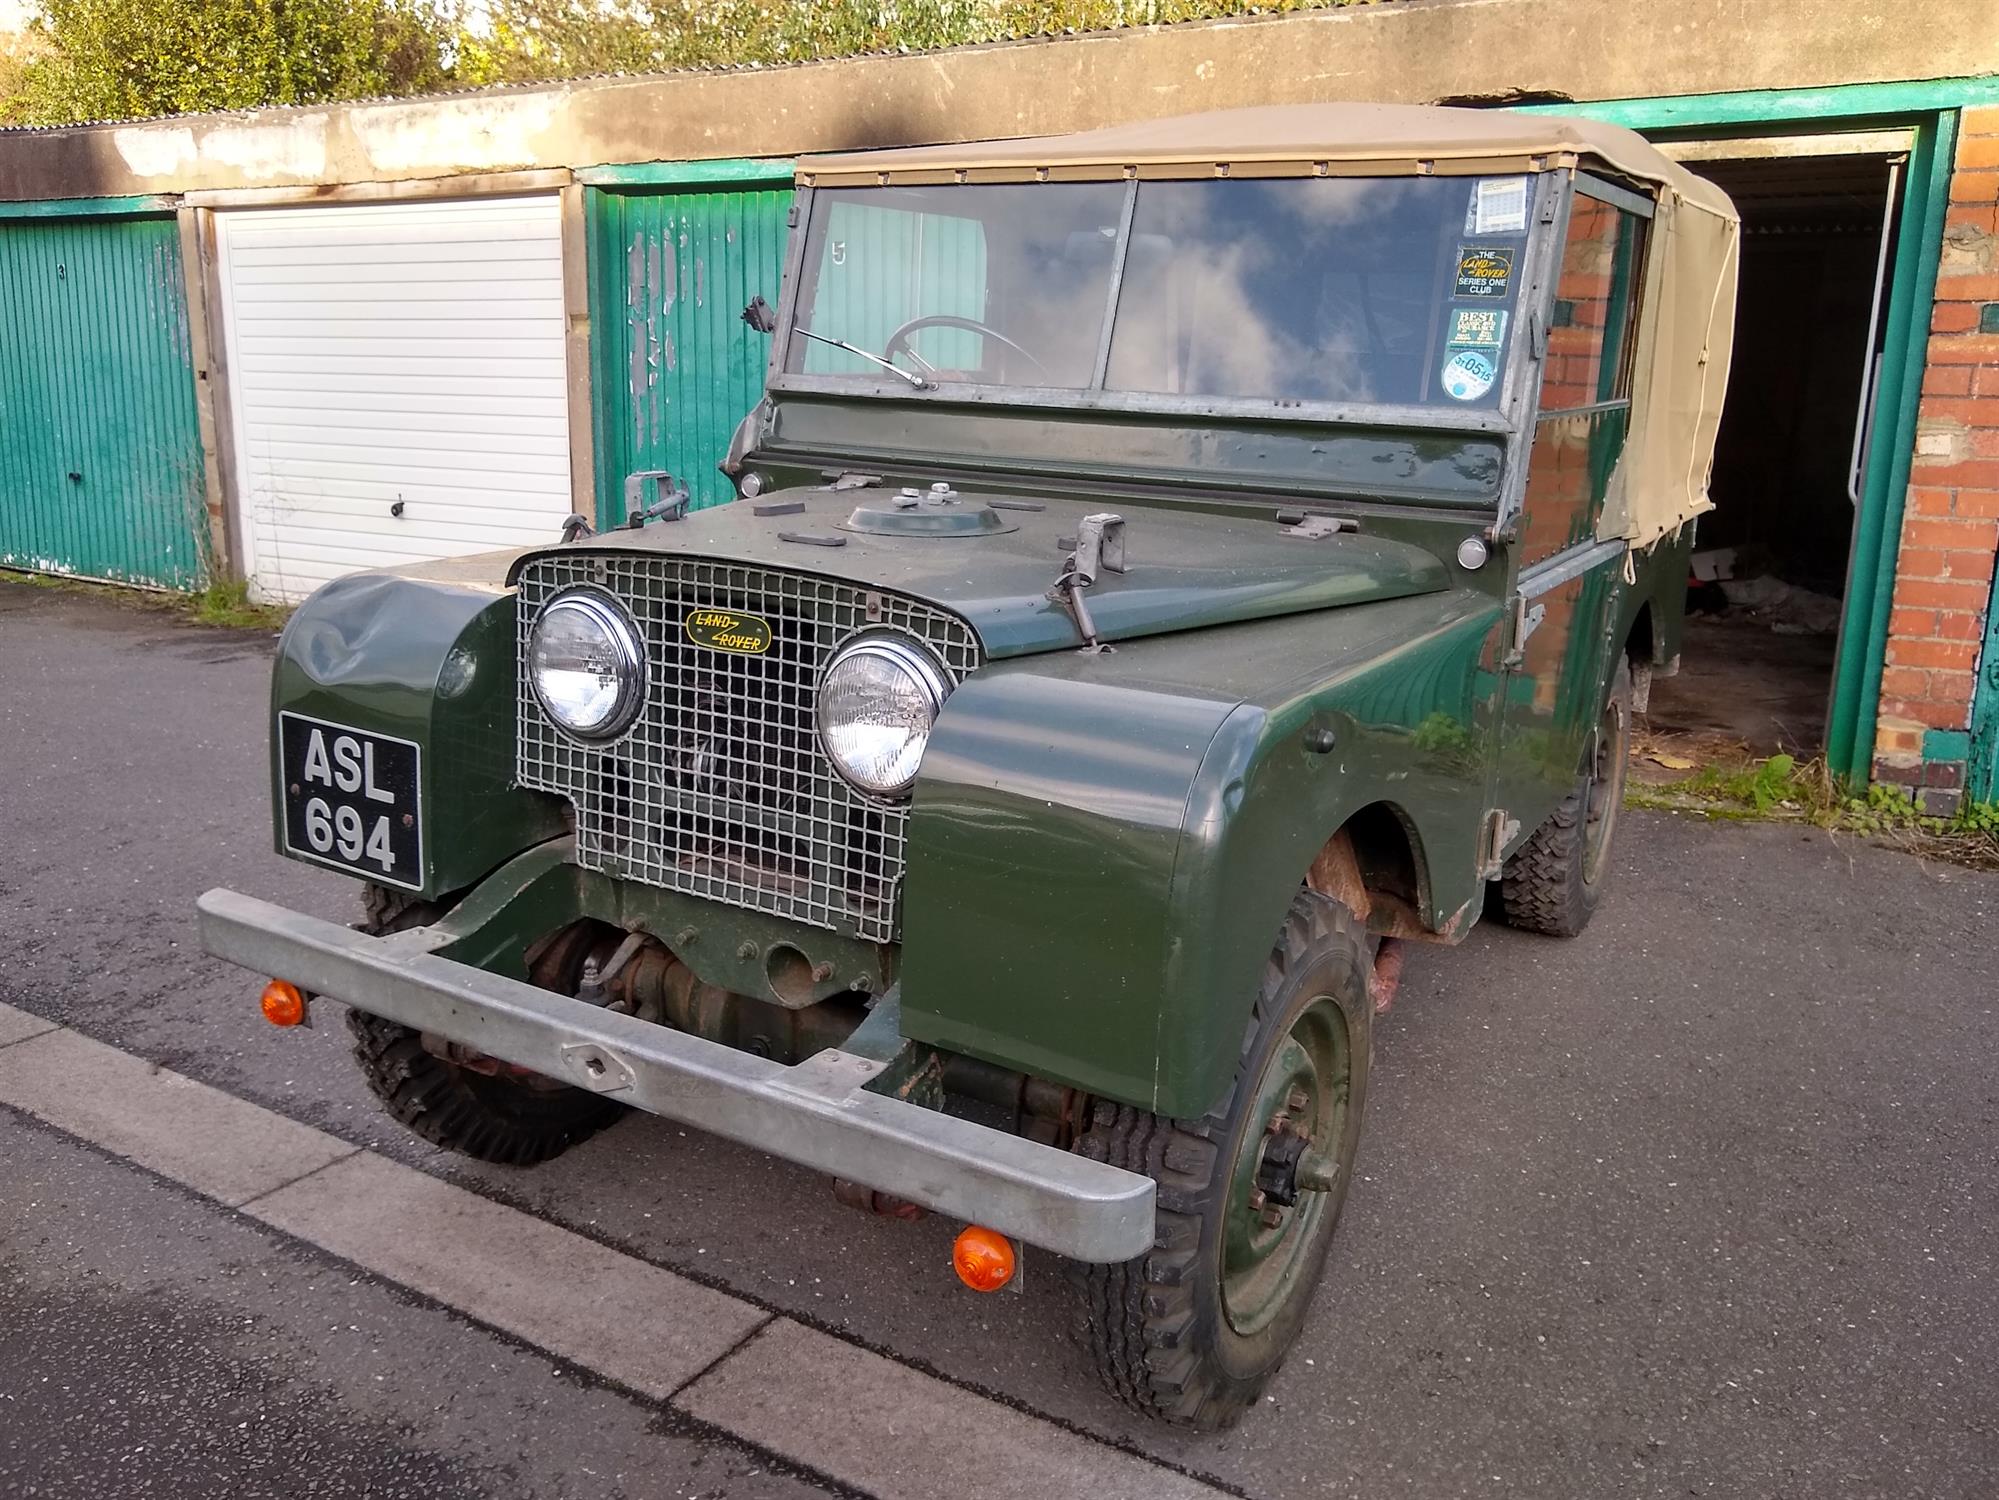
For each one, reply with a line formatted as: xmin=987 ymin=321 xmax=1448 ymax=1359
xmin=182 ymin=166 xmax=573 ymax=209
xmin=0 ymin=0 xmax=1993 ymax=203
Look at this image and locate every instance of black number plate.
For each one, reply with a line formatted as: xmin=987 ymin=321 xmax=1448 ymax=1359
xmin=279 ymin=712 xmax=423 ymax=890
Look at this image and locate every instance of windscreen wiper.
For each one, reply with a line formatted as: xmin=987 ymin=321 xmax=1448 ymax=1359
xmin=791 ymin=327 xmax=931 ymax=389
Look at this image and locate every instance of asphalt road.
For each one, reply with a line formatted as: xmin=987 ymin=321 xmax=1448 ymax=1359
xmin=0 ymin=1109 xmax=822 ymax=1500
xmin=3 ymin=575 xmax=1996 ymax=1498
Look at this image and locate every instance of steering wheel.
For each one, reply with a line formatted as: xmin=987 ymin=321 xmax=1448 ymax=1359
xmin=882 ymin=314 xmax=1053 ymax=384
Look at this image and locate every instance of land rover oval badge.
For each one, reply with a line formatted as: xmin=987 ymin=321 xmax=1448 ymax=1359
xmin=685 ymin=607 xmax=773 ymax=655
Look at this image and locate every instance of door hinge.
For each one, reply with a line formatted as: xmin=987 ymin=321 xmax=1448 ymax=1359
xmin=1478 ymin=808 xmax=1521 ymax=880
xmin=1501 ymin=594 xmax=1546 ymax=669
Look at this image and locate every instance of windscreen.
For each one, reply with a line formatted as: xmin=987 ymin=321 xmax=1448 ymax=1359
xmin=786 ymin=183 xmax=1127 ymax=389
xmin=785 ymin=174 xmax=1534 ymax=410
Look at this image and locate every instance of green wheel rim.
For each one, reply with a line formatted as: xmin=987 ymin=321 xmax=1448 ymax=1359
xmin=1220 ymin=992 xmax=1353 ymax=1338
xmin=1582 ymin=690 xmax=1628 ymax=887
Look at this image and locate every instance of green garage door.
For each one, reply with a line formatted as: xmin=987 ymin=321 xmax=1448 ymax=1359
xmin=0 ymin=207 xmax=206 ymax=588
xmin=1973 ymin=570 xmax=1999 ymax=803
xmin=586 ymin=171 xmax=794 ymax=523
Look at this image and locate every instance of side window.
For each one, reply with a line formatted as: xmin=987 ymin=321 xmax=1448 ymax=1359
xmin=1519 ymin=189 xmax=1648 ymax=564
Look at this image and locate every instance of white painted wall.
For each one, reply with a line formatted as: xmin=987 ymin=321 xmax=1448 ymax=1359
xmin=214 ymin=195 xmax=572 ymax=604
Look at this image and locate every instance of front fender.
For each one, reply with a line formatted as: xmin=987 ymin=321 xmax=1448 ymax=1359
xmin=272 ymin=567 xmax=566 ymax=900
xmin=899 ymin=672 xmax=1237 ymax=1110
xmin=899 ymin=592 xmax=1501 ymax=1118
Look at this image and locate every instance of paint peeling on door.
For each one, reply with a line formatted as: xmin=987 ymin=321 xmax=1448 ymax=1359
xmin=588 ymin=182 xmax=791 ymax=522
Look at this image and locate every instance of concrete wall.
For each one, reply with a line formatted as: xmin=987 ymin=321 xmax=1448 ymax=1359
xmin=3 ymin=0 xmax=1997 ymax=202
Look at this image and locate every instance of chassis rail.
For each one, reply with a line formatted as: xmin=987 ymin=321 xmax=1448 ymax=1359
xmin=196 ymin=888 xmax=1156 ymax=1262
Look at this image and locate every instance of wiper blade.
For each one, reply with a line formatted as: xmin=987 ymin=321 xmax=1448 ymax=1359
xmin=791 ymin=327 xmax=930 ymax=389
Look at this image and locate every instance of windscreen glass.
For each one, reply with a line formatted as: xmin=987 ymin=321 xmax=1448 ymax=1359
xmin=786 ymin=183 xmax=1127 ymax=389
xmin=784 ymin=174 xmax=1534 ymax=410
xmin=1107 ymin=176 xmax=1524 ymax=408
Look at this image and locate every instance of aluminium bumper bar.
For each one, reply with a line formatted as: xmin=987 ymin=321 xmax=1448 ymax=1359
xmin=196 ymin=888 xmax=1155 ymax=1262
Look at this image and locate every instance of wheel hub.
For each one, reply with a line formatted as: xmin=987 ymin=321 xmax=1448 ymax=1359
xmin=1220 ymin=996 xmax=1353 ymax=1337
xmin=1253 ymin=1117 xmax=1344 ymax=1210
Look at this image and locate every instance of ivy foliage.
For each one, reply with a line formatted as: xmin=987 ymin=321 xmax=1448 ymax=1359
xmin=3 ymin=0 xmax=1362 ymax=125
xmin=6 ymin=0 xmax=455 ymax=126
xmin=457 ymin=0 xmax=1356 ymax=84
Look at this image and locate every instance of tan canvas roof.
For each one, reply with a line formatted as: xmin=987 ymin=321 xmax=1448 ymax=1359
xmin=801 ymin=104 xmax=1740 ymax=551
xmin=799 ymin=102 xmax=1735 ymax=216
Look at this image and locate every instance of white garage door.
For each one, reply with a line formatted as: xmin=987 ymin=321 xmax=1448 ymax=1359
xmin=215 ymin=196 xmax=572 ymax=604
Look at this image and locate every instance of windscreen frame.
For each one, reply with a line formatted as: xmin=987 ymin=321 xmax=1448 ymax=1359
xmin=767 ymin=167 xmax=1581 ymax=437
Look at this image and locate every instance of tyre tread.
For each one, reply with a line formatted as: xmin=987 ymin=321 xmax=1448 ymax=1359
xmin=1073 ymin=893 xmax=1352 ymax=1430
xmin=346 ymin=885 xmax=619 ymax=1167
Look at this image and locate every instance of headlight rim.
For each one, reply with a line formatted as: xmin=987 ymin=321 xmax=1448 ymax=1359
xmin=815 ymin=631 xmax=953 ymax=799
xmin=527 ymin=585 xmax=648 ymax=743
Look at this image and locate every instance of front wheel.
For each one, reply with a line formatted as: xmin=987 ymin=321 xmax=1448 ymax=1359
xmin=346 ymin=885 xmax=624 ymax=1166
xmin=1499 ymin=655 xmax=1633 ymax=937
xmin=1071 ymin=891 xmax=1373 ymax=1429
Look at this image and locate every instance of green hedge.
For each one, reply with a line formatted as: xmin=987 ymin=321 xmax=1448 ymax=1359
xmin=461 ymin=0 xmax=1364 ymax=84
xmin=4 ymin=0 xmax=1365 ymax=126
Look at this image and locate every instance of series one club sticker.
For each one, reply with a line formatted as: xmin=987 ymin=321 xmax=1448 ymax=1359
xmin=1454 ymin=246 xmax=1515 ymax=299
xmin=1441 ymin=348 xmax=1499 ymax=402
xmin=685 ymin=607 xmax=773 ymax=654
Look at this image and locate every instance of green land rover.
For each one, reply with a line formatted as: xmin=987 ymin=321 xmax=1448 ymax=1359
xmin=199 ymin=103 xmax=1740 ymax=1429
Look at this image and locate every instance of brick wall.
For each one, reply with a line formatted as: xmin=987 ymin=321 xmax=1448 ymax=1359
xmin=1872 ymin=105 xmax=1999 ymax=812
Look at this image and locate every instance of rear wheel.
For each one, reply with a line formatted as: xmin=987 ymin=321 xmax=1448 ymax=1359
xmin=346 ymin=885 xmax=623 ymax=1166
xmin=1071 ymin=891 xmax=1372 ymax=1430
xmin=1500 ymin=656 xmax=1633 ymax=937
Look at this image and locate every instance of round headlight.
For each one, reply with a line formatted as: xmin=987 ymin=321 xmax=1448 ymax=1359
xmin=816 ymin=635 xmax=952 ymax=796
xmin=528 ymin=589 xmax=645 ymax=740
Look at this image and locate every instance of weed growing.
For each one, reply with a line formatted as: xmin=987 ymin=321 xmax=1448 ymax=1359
xmin=1630 ymin=749 xmax=1999 ymax=869
xmin=1 ymin=567 xmax=289 ymax=633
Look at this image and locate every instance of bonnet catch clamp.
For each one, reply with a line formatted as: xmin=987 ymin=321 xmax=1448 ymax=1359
xmin=1047 ymin=513 xmax=1126 ymax=654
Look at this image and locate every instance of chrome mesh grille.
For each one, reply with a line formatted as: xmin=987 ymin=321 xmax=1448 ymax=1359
xmin=516 ymin=553 xmax=981 ymax=942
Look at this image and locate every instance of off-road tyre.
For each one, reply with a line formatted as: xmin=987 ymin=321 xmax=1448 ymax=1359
xmin=1071 ymin=890 xmax=1372 ymax=1430
xmin=345 ymin=885 xmax=623 ymax=1166
xmin=1500 ymin=656 xmax=1633 ymax=938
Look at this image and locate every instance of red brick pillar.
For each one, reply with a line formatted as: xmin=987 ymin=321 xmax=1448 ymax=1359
xmin=1873 ymin=105 xmax=1999 ymax=814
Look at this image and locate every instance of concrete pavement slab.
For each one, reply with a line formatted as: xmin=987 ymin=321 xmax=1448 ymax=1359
xmin=0 ymin=1024 xmax=357 ymax=1206
xmin=678 ymin=1318 xmax=1230 ymax=1500
xmin=0 ymin=1000 xmax=60 ymax=1048
xmin=245 ymin=1150 xmax=770 ymax=1400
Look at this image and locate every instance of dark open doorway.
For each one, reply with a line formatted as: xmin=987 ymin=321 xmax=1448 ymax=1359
xmin=1643 ymin=140 xmax=1907 ymax=760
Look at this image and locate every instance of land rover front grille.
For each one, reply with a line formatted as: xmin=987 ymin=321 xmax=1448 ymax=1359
xmin=516 ymin=553 xmax=981 ymax=942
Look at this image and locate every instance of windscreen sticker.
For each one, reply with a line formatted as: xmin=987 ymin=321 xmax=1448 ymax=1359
xmin=1454 ymin=245 xmax=1516 ymax=299
xmin=1440 ymin=348 xmax=1500 ymax=402
xmin=1466 ymin=176 xmax=1530 ymax=236
xmin=1446 ymin=306 xmax=1508 ymax=350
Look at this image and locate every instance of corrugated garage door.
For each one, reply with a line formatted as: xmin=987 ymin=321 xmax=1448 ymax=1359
xmin=0 ymin=209 xmax=207 ymax=588
xmin=587 ymin=179 xmax=791 ymax=521
xmin=215 ymin=196 xmax=571 ymax=603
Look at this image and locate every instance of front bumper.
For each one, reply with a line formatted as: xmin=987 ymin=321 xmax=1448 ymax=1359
xmin=196 ymin=889 xmax=1156 ymax=1262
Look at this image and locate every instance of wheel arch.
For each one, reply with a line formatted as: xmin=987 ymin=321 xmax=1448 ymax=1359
xmin=1300 ymin=799 xmax=1441 ymax=942
xmin=1624 ymin=599 xmax=1657 ymax=665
